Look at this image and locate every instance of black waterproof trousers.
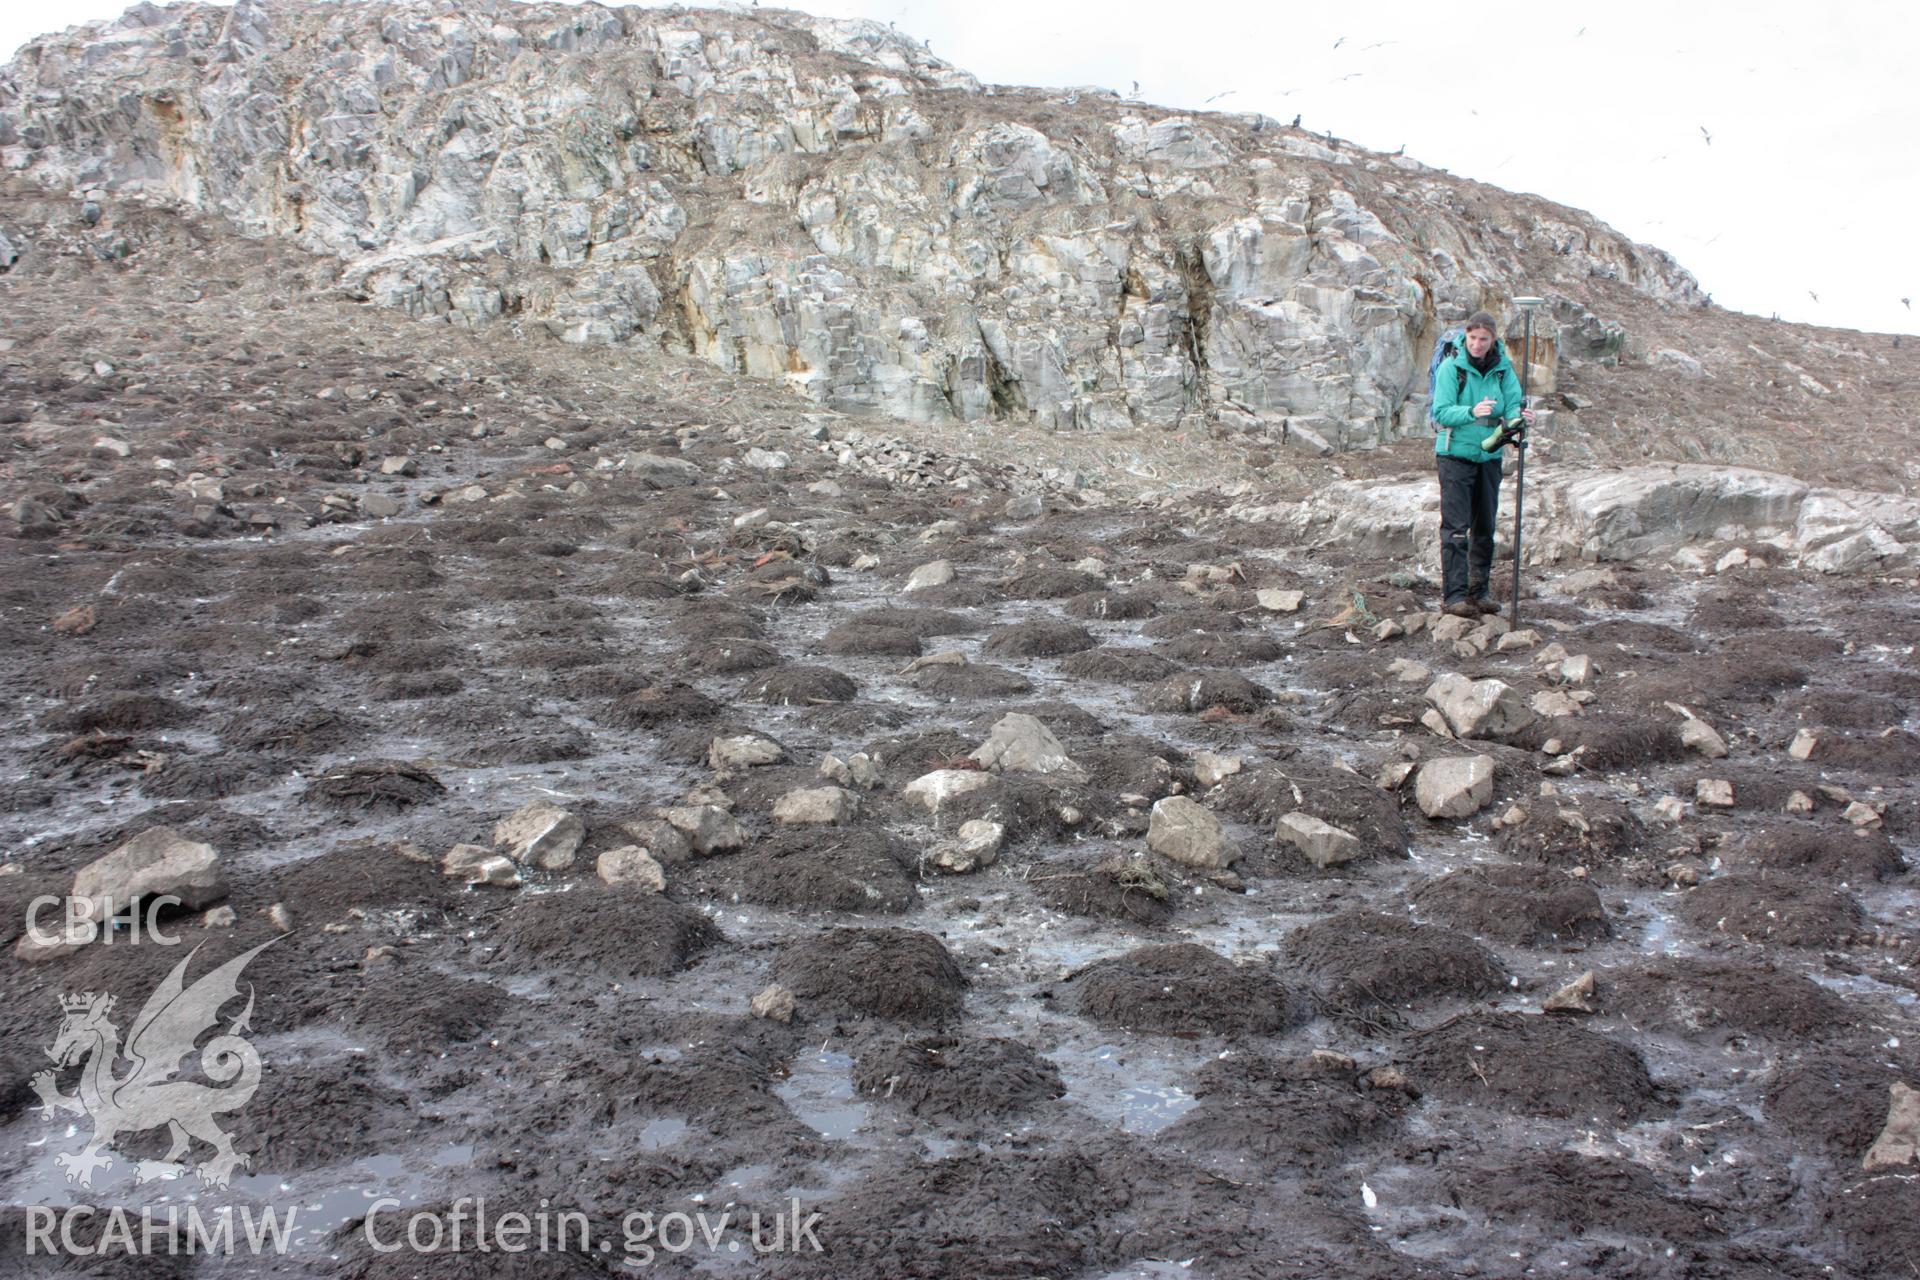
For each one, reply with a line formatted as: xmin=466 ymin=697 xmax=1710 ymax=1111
xmin=1437 ymin=454 xmax=1502 ymax=604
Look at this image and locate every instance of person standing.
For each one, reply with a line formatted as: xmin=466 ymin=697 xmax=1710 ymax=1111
xmin=1432 ymin=310 xmax=1535 ymax=618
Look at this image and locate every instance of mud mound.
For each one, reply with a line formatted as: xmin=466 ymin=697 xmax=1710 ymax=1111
xmin=1444 ymin=1151 xmax=1722 ymax=1243
xmin=463 ymin=724 xmax=592 ymax=766
xmin=671 ymin=638 xmax=781 ymax=674
xmin=1816 ymin=728 xmax=1920 ymax=773
xmin=222 ymin=704 xmax=368 ymax=757
xmin=1058 ymin=647 xmax=1178 ymax=684
xmin=1411 ymin=864 xmax=1612 ymax=946
xmin=1283 ymin=911 xmax=1507 ymax=1012
xmin=1077 ymin=746 xmax=1178 ymax=798
xmin=374 ymin=671 xmax=465 ymax=700
xmin=851 ymin=1033 xmax=1065 ymax=1121
xmin=1603 ymin=958 xmax=1849 ymax=1042
xmin=347 ymin=965 xmax=514 ymax=1055
xmin=1674 ymin=875 xmax=1864 ymax=947
xmin=1729 ymin=824 xmax=1907 ymax=882
xmin=1574 ymin=620 xmax=1698 ymax=654
xmin=231 ymin=1057 xmax=427 ymax=1172
xmin=1141 ymin=609 xmax=1246 ymax=637
xmin=818 ymin=623 xmax=923 ymax=657
xmin=47 ymin=693 xmax=194 ymax=733
xmin=485 ymin=889 xmax=722 ymax=979
xmin=863 ymin=728 xmax=977 ymax=785
xmin=1495 ymin=796 xmax=1651 ymax=871
xmin=1216 ymin=765 xmax=1409 ymax=861
xmin=1763 ymin=1044 xmax=1920 ymax=1160
xmin=504 ymin=641 xmax=611 ymax=672
xmin=1064 ymin=943 xmax=1308 ymax=1037
xmin=780 ymin=928 xmax=967 ymax=1024
xmin=604 ymin=681 xmax=720 ymax=728
xmin=254 ymin=840 xmax=457 ymax=919
xmin=743 ymin=665 xmax=858 ymax=705
xmin=786 ymin=1147 xmax=1123 ymax=1280
xmin=1512 ymin=712 xmax=1687 ymax=772
xmin=844 ymin=606 xmax=978 ymax=637
xmin=1783 ymin=688 xmax=1909 ymax=731
xmin=1062 ymin=591 xmax=1160 ymax=620
xmin=665 ymin=604 xmax=768 ymax=642
xmin=1407 ymin=1012 xmax=1661 ymax=1121
xmin=907 ymin=662 xmax=1033 ymax=699
xmin=1141 ymin=670 xmax=1272 ymax=714
xmin=731 ymin=828 xmax=919 ymax=915
xmin=1826 ymin=1178 xmax=1920 ymax=1280
xmin=139 ymin=751 xmax=277 ymax=801
xmin=302 ymin=759 xmax=445 ymax=814
xmin=1162 ymin=1054 xmax=1407 ymax=1167
xmin=1004 ymin=568 xmax=1106 ymax=599
xmin=1035 ymin=854 xmax=1178 ymax=924
xmin=982 ymin=619 xmax=1096 ymax=658
xmin=1152 ymin=632 xmax=1283 ymax=664
xmin=1689 ymin=584 xmax=1785 ymax=632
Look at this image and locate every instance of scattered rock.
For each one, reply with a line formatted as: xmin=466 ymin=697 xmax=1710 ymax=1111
xmin=1788 ymin=728 xmax=1819 ymax=760
xmin=1680 ymin=718 xmax=1730 ymax=759
xmin=1543 ymin=970 xmax=1597 ymax=1014
xmin=750 ymin=983 xmax=796 ymax=1023
xmin=1865 ymin=1083 xmax=1920 ymax=1172
xmin=1256 ymin=589 xmax=1305 ymax=612
xmin=1695 ymin=778 xmax=1735 ymax=808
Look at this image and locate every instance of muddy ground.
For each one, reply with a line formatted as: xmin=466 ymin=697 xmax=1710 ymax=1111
xmin=1 ymin=184 xmax=1917 ymax=1279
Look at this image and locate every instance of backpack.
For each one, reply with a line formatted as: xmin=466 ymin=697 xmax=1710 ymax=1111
xmin=1425 ymin=327 xmax=1470 ymax=427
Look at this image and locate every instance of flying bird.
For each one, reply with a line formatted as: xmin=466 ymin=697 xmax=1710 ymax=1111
xmin=1902 ymin=297 xmax=1911 ymax=310
xmin=1808 ymin=291 xmax=1819 ymax=303
xmin=1204 ymin=90 xmax=1237 ymax=103
xmin=1130 ymin=80 xmax=1139 ymax=96
xmin=1699 ymin=126 xmax=1712 ymax=145
xmin=1332 ymin=36 xmax=1346 ymax=49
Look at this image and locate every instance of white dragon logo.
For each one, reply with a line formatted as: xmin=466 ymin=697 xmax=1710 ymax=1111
xmin=31 ymin=940 xmax=271 ymax=1189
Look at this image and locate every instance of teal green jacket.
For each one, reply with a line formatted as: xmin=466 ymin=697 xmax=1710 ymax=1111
xmin=1433 ymin=340 xmax=1525 ymax=463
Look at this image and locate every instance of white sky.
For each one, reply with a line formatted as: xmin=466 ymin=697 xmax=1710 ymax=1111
xmin=5 ymin=0 xmax=1916 ymax=335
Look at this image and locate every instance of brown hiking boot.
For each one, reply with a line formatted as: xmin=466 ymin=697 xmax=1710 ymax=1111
xmin=1443 ymin=601 xmax=1479 ymax=620
xmin=1469 ymin=596 xmax=1502 ymax=616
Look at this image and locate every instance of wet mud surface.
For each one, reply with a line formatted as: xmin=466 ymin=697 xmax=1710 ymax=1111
xmin=1 ymin=184 xmax=1917 ymax=1278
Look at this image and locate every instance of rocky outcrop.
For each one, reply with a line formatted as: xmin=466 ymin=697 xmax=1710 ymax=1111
xmin=0 ymin=0 xmax=1700 ymax=441
xmin=1233 ymin=463 xmax=1920 ymax=573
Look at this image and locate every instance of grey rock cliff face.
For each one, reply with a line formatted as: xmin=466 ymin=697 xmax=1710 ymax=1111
xmin=0 ymin=0 xmax=1702 ymax=443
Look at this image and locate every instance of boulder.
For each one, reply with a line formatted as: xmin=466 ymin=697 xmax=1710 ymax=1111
xmin=658 ymin=804 xmax=746 ymax=854
xmin=751 ymin=983 xmax=797 ymax=1023
xmin=1414 ymin=756 xmax=1496 ymax=819
xmin=931 ymin=820 xmax=1005 ymax=873
xmin=1192 ymin=751 xmax=1243 ymax=789
xmin=1865 ymin=1082 xmax=1920 ymax=1172
xmin=772 ymin=786 xmax=859 ymax=825
xmin=709 ymin=734 xmax=787 ymax=770
xmin=493 ymin=801 xmax=585 ymax=870
xmin=72 ymin=827 xmax=226 ymax=911
xmin=1274 ymin=812 xmax=1362 ymax=869
xmin=1146 ymin=796 xmax=1237 ymax=869
xmin=903 ymin=769 xmax=997 ymax=815
xmin=1679 ymin=718 xmax=1729 ymax=759
xmin=904 ymin=560 xmax=956 ymax=593
xmin=624 ymin=452 xmax=703 ymax=487
xmin=1425 ymin=674 xmax=1536 ymax=740
xmin=969 ymin=713 xmax=1086 ymax=779
xmin=597 ymin=846 xmax=666 ymax=891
